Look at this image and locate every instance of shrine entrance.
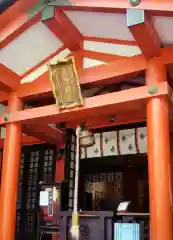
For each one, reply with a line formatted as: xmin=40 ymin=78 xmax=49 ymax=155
xmin=64 ymin=123 xmax=149 ymax=238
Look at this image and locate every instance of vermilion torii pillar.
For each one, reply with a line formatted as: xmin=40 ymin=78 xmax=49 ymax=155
xmin=0 ymin=94 xmax=23 ymax=240
xmin=146 ymin=60 xmax=173 ymax=240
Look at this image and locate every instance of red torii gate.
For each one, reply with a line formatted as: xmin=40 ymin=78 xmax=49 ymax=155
xmin=0 ymin=1 xmax=173 ymax=240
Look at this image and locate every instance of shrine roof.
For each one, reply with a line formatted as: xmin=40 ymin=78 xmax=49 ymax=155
xmin=0 ymin=0 xmax=172 ymax=96
xmin=0 ymin=0 xmax=172 ymax=141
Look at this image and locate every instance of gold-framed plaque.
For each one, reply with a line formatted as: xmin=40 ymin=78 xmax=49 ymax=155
xmin=48 ymin=57 xmax=84 ymax=109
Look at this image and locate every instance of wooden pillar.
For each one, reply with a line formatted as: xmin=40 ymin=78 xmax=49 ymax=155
xmin=171 ymin=134 xmax=173 ymax=214
xmin=0 ymin=93 xmax=23 ymax=240
xmin=0 ymin=147 xmax=3 ymax=189
xmin=146 ymin=60 xmax=173 ymax=240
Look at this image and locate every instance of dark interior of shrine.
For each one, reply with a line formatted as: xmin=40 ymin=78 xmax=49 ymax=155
xmin=78 ymin=154 xmax=149 ymax=214
xmin=38 ymin=124 xmax=150 ymax=239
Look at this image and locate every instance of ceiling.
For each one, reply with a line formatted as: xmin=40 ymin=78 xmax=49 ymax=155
xmin=0 ymin=10 xmax=173 ymax=83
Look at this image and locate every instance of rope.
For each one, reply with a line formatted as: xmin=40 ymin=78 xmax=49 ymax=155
xmin=73 ymin=126 xmax=80 ymax=213
xmin=70 ymin=126 xmax=81 ymax=240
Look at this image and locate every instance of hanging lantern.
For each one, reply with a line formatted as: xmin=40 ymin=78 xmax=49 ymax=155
xmin=79 ymin=128 xmax=95 ymax=148
xmin=79 ymin=122 xmax=95 ymax=148
xmin=48 ymin=57 xmax=84 ymax=109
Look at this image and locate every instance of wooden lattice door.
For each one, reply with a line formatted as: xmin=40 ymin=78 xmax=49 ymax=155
xmin=16 ymin=144 xmax=56 ymax=240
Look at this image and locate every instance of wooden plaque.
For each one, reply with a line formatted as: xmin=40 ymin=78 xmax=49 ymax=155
xmin=48 ymin=57 xmax=83 ymax=109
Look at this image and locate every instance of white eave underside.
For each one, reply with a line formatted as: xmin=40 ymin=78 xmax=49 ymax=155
xmin=0 ymin=11 xmax=172 ymax=77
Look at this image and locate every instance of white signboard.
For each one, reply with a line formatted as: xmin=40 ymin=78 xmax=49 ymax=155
xmin=39 ymin=191 xmax=49 ymax=206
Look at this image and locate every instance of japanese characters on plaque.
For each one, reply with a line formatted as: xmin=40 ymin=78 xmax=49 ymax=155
xmin=80 ymin=127 xmax=147 ymax=159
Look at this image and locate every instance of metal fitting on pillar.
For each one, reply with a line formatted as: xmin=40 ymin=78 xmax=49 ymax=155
xmin=148 ymin=85 xmax=158 ymax=96
xmin=129 ymin=0 xmax=141 ymax=6
xmin=4 ymin=115 xmax=8 ymax=122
